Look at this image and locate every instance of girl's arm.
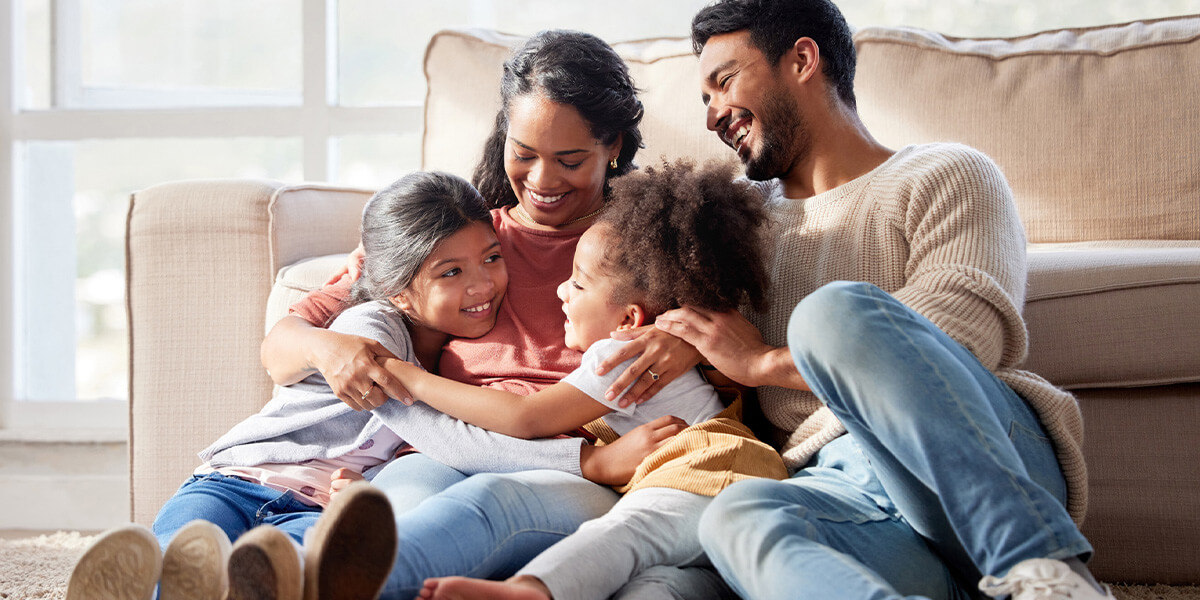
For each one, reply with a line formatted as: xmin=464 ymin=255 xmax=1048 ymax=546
xmin=378 ymin=357 xmax=611 ymax=439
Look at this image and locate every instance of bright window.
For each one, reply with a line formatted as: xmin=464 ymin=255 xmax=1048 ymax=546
xmin=3 ymin=0 xmax=1199 ymax=433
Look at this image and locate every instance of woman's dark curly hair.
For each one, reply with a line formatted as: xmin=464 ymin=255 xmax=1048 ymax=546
xmin=472 ymin=29 xmax=645 ymax=209
xmin=595 ymin=159 xmax=770 ymax=316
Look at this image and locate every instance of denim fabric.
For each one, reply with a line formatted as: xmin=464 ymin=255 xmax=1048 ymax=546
xmin=151 ymin=472 xmax=321 ymax=549
xmin=699 ymin=282 xmax=1092 ymax=600
xmin=377 ymin=470 xmax=619 ymax=600
xmin=369 ymin=452 xmax=468 ymax=516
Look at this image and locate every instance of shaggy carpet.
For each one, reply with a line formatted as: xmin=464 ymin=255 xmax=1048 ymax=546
xmin=1 ymin=531 xmax=1197 ymax=599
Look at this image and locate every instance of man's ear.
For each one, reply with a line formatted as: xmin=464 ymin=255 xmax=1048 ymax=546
xmin=787 ymin=37 xmax=821 ymax=84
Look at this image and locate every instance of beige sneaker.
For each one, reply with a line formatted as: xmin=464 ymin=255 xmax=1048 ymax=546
xmin=303 ymin=482 xmax=398 ymax=600
xmin=160 ymin=519 xmax=232 ymax=600
xmin=66 ymin=524 xmax=162 ymax=600
xmin=980 ymin=558 xmax=1116 ymax=600
xmin=227 ymin=525 xmax=303 ymax=600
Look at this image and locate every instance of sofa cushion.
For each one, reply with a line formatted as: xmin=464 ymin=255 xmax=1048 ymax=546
xmin=1024 ymin=242 xmax=1200 ymax=389
xmin=422 ymin=29 xmax=729 ymax=179
xmin=265 ymin=254 xmax=350 ymax=333
xmin=853 ymin=15 xmax=1200 ymax=243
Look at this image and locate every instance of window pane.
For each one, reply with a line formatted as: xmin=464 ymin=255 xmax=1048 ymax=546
xmin=334 ymin=133 xmax=421 ymax=189
xmin=15 ymin=138 xmax=303 ymax=402
xmin=21 ymin=0 xmax=52 ymax=110
xmin=336 ymin=0 xmax=714 ymax=107
xmin=77 ymin=0 xmax=301 ymax=108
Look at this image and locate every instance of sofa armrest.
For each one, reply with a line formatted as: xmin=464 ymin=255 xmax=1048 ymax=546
xmin=125 ymin=179 xmax=372 ymax=525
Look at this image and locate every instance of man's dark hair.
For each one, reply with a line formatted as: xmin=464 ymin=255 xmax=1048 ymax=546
xmin=691 ymin=0 xmax=857 ymax=108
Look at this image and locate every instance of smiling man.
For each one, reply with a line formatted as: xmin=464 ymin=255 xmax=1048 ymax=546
xmin=645 ymin=1 xmax=1114 ymax=599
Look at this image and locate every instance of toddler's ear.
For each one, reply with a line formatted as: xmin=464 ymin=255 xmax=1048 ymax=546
xmin=619 ymin=304 xmax=648 ymax=330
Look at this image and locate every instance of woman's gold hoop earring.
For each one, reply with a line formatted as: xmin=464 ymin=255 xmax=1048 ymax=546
xmin=609 ymin=158 xmax=619 ymax=169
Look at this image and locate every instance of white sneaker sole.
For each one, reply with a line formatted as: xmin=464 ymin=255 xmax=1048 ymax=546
xmin=67 ymin=524 xmax=162 ymax=600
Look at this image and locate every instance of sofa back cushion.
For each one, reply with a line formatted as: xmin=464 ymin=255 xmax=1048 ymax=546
xmin=853 ymin=16 xmax=1200 ymax=243
xmin=425 ymin=18 xmax=1200 ymax=244
xmin=422 ymin=29 xmax=729 ymax=181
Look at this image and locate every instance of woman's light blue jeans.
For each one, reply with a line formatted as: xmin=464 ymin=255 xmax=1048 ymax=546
xmin=698 ymin=281 xmax=1093 ymax=600
xmin=374 ymin=467 xmax=621 ymax=599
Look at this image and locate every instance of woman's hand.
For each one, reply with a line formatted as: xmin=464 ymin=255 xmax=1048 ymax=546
xmin=324 ymin=242 xmax=366 ymax=285
xmin=578 ymin=415 xmax=687 ymax=485
xmin=595 ymin=326 xmax=702 ymax=408
xmin=310 ymin=329 xmax=410 ymax=411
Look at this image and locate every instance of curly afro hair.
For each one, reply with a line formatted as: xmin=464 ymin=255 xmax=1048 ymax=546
xmin=595 ymin=159 xmax=770 ymax=317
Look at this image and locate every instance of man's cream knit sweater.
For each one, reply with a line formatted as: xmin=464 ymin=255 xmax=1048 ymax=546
xmin=747 ymin=143 xmax=1087 ymax=523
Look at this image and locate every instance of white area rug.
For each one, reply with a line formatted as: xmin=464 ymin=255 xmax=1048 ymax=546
xmin=1 ymin=531 xmax=1197 ymax=600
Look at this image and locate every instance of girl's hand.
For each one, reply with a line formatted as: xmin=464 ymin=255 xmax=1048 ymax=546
xmin=595 ymin=326 xmax=702 ymax=408
xmin=312 ymin=329 xmax=408 ymax=410
xmin=324 ymin=242 xmax=366 ymax=285
xmin=579 ymin=415 xmax=687 ymax=485
xmin=329 ymin=467 xmax=365 ymax=500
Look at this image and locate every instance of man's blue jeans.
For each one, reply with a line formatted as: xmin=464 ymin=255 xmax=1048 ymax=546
xmin=698 ymin=281 xmax=1093 ymax=600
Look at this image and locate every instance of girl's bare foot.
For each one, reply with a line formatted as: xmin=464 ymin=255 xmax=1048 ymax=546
xmin=419 ymin=575 xmax=552 ymax=600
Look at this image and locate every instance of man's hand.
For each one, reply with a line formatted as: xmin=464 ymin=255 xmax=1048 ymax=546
xmin=595 ymin=326 xmax=702 ymax=408
xmin=579 ymin=415 xmax=687 ymax=486
xmin=654 ymin=307 xmax=808 ymax=390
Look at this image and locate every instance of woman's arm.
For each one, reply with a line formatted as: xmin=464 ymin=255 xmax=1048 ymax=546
xmin=262 ymin=315 xmax=409 ymax=410
xmin=378 ymin=357 xmax=611 ymax=439
xmin=595 ymin=325 xmax=704 ymax=406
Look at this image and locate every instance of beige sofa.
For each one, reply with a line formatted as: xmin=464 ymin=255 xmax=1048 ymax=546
xmin=127 ymin=17 xmax=1200 ymax=585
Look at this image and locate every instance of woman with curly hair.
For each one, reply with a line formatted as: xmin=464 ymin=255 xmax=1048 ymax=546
xmin=372 ymin=160 xmax=788 ymax=600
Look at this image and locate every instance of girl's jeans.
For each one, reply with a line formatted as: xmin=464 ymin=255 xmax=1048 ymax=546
xmin=698 ymin=281 xmax=1093 ymax=600
xmin=151 ymin=472 xmax=321 ymax=549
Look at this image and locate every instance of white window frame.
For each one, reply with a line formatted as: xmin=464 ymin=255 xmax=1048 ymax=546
xmin=0 ymin=0 xmax=420 ymax=435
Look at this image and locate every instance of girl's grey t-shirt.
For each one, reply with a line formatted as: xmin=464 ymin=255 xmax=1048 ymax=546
xmin=201 ymin=301 xmax=585 ymax=478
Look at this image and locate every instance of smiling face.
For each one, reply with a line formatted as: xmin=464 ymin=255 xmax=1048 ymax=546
xmin=391 ymin=221 xmax=508 ymax=340
xmin=555 ymin=224 xmax=644 ymax=352
xmin=699 ymin=31 xmax=808 ymax=182
xmin=504 ymin=94 xmax=620 ymax=230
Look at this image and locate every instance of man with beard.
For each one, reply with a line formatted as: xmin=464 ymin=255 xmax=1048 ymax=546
xmin=606 ymin=1 xmax=1113 ymax=599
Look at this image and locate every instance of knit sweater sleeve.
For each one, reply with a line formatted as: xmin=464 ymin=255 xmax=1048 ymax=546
xmin=888 ymin=145 xmax=1030 ymax=371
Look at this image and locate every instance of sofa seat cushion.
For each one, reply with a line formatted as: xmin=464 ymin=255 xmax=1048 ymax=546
xmin=1024 ymin=242 xmax=1200 ymax=389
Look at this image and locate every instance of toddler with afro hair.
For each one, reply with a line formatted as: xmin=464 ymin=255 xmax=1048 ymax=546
xmin=595 ymin=158 xmax=770 ymax=318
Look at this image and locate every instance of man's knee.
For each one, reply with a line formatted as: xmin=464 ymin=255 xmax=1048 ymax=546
xmin=787 ymin=282 xmax=883 ymax=364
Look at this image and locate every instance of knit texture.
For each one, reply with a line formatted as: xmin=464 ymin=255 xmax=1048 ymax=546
xmin=586 ymin=395 xmax=788 ymax=496
xmin=749 ymin=143 xmax=1087 ymax=523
